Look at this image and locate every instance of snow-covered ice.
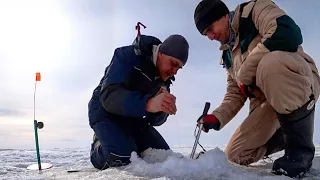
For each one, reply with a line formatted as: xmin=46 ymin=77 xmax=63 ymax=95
xmin=1 ymin=145 xmax=319 ymax=180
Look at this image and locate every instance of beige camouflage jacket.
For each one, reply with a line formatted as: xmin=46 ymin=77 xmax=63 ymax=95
xmin=211 ymin=0 xmax=320 ymax=130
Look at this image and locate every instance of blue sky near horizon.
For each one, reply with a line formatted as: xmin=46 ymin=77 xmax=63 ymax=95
xmin=0 ymin=0 xmax=319 ymax=149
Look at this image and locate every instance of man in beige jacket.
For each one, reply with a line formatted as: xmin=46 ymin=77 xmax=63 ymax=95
xmin=193 ymin=0 xmax=320 ymax=178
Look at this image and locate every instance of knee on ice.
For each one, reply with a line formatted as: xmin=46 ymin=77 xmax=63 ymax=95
xmin=225 ymin=149 xmax=256 ymax=166
xmin=91 ymin=149 xmax=131 ymax=170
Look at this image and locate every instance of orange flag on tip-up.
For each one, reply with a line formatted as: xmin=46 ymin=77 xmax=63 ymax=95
xmin=35 ymin=72 xmax=41 ymax=81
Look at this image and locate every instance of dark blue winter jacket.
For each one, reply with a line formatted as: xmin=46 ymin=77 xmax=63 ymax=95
xmin=88 ymin=35 xmax=174 ymax=129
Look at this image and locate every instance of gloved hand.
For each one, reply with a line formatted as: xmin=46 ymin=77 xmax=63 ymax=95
xmin=197 ymin=114 xmax=221 ymax=133
xmin=238 ymin=83 xmax=255 ymax=98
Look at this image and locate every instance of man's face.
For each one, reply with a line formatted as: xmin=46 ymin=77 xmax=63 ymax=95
xmin=156 ymin=53 xmax=184 ymax=81
xmin=202 ymin=14 xmax=230 ymax=44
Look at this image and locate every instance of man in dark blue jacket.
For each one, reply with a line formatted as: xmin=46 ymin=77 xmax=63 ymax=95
xmin=88 ymin=34 xmax=189 ymax=170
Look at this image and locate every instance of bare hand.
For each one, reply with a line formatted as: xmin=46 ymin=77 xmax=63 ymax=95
xmin=146 ymin=89 xmax=177 ymax=115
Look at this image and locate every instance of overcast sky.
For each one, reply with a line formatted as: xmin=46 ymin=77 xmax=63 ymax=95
xmin=0 ymin=0 xmax=319 ymax=149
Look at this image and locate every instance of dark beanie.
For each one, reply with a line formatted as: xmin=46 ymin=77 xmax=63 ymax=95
xmin=159 ymin=34 xmax=189 ymax=65
xmin=194 ymin=0 xmax=229 ymax=34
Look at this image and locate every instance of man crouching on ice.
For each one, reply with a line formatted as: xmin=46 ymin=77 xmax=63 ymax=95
xmin=87 ymin=34 xmax=189 ymax=170
xmin=193 ymin=0 xmax=320 ymax=178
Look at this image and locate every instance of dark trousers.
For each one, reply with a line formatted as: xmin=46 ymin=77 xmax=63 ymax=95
xmin=90 ymin=118 xmax=169 ymax=170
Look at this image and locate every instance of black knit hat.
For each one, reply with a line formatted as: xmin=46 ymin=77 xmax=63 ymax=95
xmin=194 ymin=0 xmax=229 ymax=34
xmin=159 ymin=34 xmax=189 ymax=65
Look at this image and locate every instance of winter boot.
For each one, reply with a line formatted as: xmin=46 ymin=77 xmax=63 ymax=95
xmin=272 ymin=94 xmax=316 ymax=178
xmin=264 ymin=128 xmax=285 ymax=157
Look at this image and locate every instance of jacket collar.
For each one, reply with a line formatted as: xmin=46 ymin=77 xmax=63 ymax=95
xmin=152 ymin=44 xmax=160 ymax=66
xmin=220 ymin=1 xmax=256 ymax=51
xmin=219 ymin=10 xmax=238 ymax=51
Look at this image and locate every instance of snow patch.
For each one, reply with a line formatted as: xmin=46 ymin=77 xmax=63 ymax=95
xmin=0 ymin=146 xmax=319 ymax=180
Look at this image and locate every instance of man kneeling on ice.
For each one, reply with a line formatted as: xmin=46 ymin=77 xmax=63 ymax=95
xmin=87 ymin=34 xmax=189 ymax=170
